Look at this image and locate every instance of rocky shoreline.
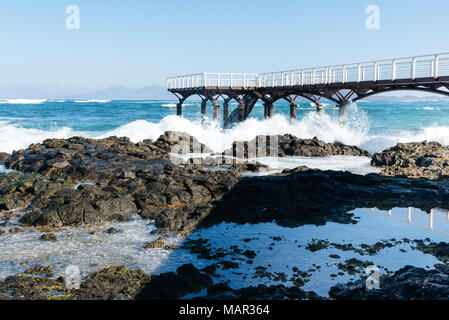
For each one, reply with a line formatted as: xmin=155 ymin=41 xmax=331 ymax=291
xmin=1 ymin=132 xmax=449 ymax=300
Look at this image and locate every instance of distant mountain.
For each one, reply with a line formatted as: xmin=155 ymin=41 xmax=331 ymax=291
xmin=1 ymin=84 xmax=448 ymax=102
xmin=74 ymin=85 xmax=174 ymax=100
xmin=0 ymin=85 xmax=175 ymax=100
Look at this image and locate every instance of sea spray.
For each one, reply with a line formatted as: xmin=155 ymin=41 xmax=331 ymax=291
xmin=1 ymin=101 xmax=449 ymax=155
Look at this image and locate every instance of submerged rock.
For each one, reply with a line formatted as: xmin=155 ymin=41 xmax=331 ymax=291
xmin=329 ymin=265 xmax=449 ymax=300
xmin=39 ymin=233 xmax=57 ymax=241
xmin=372 ymin=141 xmax=449 ymax=179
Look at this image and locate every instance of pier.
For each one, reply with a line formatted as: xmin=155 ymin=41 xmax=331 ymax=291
xmin=167 ymin=52 xmax=449 ymax=128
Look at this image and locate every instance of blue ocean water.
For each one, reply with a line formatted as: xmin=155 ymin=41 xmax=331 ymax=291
xmin=0 ymin=98 xmax=448 ymax=154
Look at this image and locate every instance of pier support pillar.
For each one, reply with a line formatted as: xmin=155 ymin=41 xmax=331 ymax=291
xmin=201 ymin=100 xmax=207 ymax=117
xmin=290 ymin=101 xmax=297 ymax=120
xmin=212 ymin=99 xmax=220 ymax=122
xmin=177 ymin=103 xmax=182 ymax=116
xmin=238 ymin=99 xmax=245 ymax=122
xmin=264 ymin=103 xmax=274 ymax=118
xmin=316 ymin=103 xmax=323 ymax=113
xmin=223 ymin=100 xmax=229 ymax=129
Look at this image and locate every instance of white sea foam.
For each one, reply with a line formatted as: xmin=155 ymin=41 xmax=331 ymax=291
xmin=1 ymin=102 xmax=449 ymax=159
xmin=0 ymin=99 xmax=47 ymax=104
xmin=0 ymin=123 xmax=82 ymax=153
xmin=73 ymin=99 xmax=111 ymax=103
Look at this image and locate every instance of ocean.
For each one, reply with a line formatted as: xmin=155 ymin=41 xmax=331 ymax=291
xmin=1 ymin=98 xmax=449 ymax=297
xmin=0 ymin=98 xmax=449 ymax=158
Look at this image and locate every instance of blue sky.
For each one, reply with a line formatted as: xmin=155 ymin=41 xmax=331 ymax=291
xmin=1 ymin=0 xmax=449 ymax=90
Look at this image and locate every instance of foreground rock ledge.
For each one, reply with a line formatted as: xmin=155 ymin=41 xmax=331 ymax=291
xmin=330 ymin=265 xmax=449 ymax=300
xmin=0 ymin=263 xmax=321 ymax=300
xmin=1 ymin=134 xmax=449 ymax=233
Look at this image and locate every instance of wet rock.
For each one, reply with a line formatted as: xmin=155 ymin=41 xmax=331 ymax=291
xmin=199 ymin=168 xmax=449 ymax=229
xmin=142 ymin=236 xmax=177 ymax=250
xmin=4 ymin=135 xmax=240 ymax=231
xmin=135 ymin=264 xmax=213 ymax=300
xmin=72 ymin=265 xmax=150 ymax=300
xmin=23 ymin=264 xmax=53 ymax=277
xmin=329 ymin=265 xmax=449 ymax=300
xmin=105 ymin=227 xmax=119 ymax=234
xmin=40 ymin=233 xmax=57 ymax=241
xmin=204 ymin=284 xmax=323 ymax=300
xmin=372 ymin=141 xmax=449 ymax=179
xmin=220 ymin=135 xmax=370 ymax=158
xmin=412 ymin=240 xmax=449 ymax=263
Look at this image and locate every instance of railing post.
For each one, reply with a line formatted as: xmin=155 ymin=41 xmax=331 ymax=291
xmin=272 ymin=74 xmax=275 ymax=87
xmin=411 ymin=58 xmax=416 ymax=80
xmin=243 ymin=74 xmax=246 ymax=88
xmin=301 ymin=71 xmax=304 ymax=86
xmin=230 ymin=74 xmax=233 ymax=88
xmin=312 ymin=69 xmax=315 ymax=85
xmin=291 ymin=72 xmax=294 ymax=86
xmin=281 ymin=72 xmax=284 ymax=86
xmin=434 ymin=55 xmax=439 ymax=79
xmin=374 ymin=62 xmax=378 ymax=82
xmin=342 ymin=66 xmax=347 ymax=84
xmin=392 ymin=60 xmax=397 ymax=81
xmin=357 ymin=64 xmax=361 ymax=83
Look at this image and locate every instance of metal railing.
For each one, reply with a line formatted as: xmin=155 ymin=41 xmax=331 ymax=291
xmin=167 ymin=52 xmax=449 ymax=90
xmin=167 ymin=73 xmax=258 ymax=90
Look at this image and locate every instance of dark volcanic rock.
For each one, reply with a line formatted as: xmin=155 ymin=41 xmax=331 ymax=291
xmin=2 ymin=134 xmax=240 ymax=230
xmin=329 ymin=265 xmax=449 ymax=300
xmin=199 ymin=167 xmax=449 ymax=229
xmin=0 ymin=171 xmax=66 ymax=212
xmin=204 ymin=283 xmax=322 ymax=300
xmin=136 ymin=264 xmax=213 ymax=300
xmin=220 ymin=135 xmax=370 ymax=158
xmin=72 ymin=265 xmax=150 ymax=300
xmin=40 ymin=233 xmax=57 ymax=241
xmin=372 ymin=141 xmax=449 ymax=179
xmin=0 ymin=263 xmax=323 ymax=301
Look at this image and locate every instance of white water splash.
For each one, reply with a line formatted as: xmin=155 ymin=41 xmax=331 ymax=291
xmin=0 ymin=103 xmax=448 ymax=156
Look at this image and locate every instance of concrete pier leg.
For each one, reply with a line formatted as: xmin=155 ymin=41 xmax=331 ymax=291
xmin=264 ymin=104 xmax=268 ymax=119
xmin=200 ymin=100 xmax=207 ymax=123
xmin=238 ymin=100 xmax=245 ymax=122
xmin=290 ymin=102 xmax=297 ymax=120
xmin=266 ymin=103 xmax=274 ymax=118
xmin=223 ymin=101 xmax=229 ymax=129
xmin=316 ymin=103 xmax=323 ymax=113
xmin=177 ymin=103 xmax=182 ymax=116
xmin=213 ymin=100 xmax=220 ymax=122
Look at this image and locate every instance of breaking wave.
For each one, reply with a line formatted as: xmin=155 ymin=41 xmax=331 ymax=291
xmin=0 ymin=103 xmax=449 ymax=155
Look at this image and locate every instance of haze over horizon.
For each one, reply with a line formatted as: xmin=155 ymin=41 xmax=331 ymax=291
xmin=1 ymin=0 xmax=449 ymax=99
